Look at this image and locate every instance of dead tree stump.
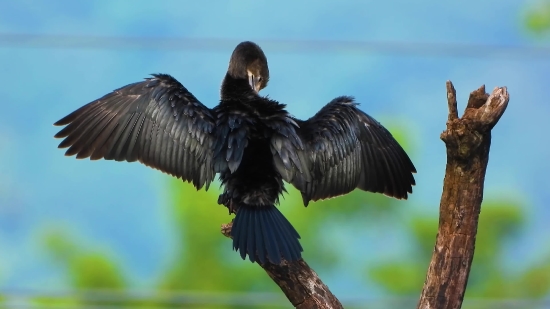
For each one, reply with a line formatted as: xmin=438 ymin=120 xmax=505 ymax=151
xmin=417 ymin=81 xmax=509 ymax=309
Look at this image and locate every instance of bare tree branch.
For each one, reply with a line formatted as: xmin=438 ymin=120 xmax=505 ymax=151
xmin=417 ymin=81 xmax=510 ymax=309
xmin=221 ymin=222 xmax=344 ymax=309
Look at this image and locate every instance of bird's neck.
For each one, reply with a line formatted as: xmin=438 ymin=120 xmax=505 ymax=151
xmin=221 ymin=73 xmax=256 ymax=101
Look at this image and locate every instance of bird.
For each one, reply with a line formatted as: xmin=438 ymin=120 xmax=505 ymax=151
xmin=54 ymin=41 xmax=416 ymax=265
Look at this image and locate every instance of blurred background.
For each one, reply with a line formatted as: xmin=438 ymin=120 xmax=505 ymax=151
xmin=1 ymin=0 xmax=550 ymax=308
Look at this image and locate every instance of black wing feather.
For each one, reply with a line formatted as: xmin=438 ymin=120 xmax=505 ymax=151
xmin=54 ymin=74 xmax=220 ymax=190
xmin=274 ymin=96 xmax=416 ymax=206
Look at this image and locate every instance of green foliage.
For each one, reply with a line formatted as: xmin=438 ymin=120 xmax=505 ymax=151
xmin=518 ymin=261 xmax=550 ymax=297
xmin=457 ymin=198 xmax=530 ymax=298
xmin=31 ymin=297 xmax=81 ymax=308
xmin=43 ymin=229 xmax=78 ymax=262
xmin=369 ymin=261 xmax=426 ymax=294
xmin=367 ymin=197 xmax=550 ymax=300
xmin=156 ymin=181 xmax=279 ymax=309
xmin=43 ymin=229 xmax=127 ymax=290
xmin=69 ymin=253 xmax=126 ymax=290
xmin=525 ymin=1 xmax=550 ymax=33
xmin=38 ymin=229 xmax=128 ymax=307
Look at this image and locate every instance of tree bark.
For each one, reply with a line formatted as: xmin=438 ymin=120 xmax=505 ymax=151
xmin=221 ymin=222 xmax=344 ymax=309
xmin=417 ymin=81 xmax=509 ymax=309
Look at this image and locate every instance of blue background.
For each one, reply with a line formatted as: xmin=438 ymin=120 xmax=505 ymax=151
xmin=0 ymin=0 xmax=549 ymax=304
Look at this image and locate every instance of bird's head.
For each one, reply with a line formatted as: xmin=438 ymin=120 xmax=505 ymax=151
xmin=227 ymin=41 xmax=269 ymax=93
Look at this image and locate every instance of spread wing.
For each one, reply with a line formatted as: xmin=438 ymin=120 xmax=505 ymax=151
xmin=273 ymin=96 xmax=416 ymax=206
xmin=54 ymin=73 xmax=219 ymax=190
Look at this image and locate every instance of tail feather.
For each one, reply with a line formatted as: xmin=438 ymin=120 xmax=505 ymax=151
xmin=236 ymin=208 xmax=250 ymax=260
xmin=264 ymin=209 xmax=291 ymax=262
xmin=261 ymin=209 xmax=280 ymax=263
xmin=231 ymin=204 xmax=302 ymax=264
xmin=268 ymin=208 xmax=302 ymax=261
xmin=246 ymin=210 xmax=256 ymax=262
xmin=253 ymin=212 xmax=266 ymax=264
xmin=265 ymin=207 xmax=298 ymax=261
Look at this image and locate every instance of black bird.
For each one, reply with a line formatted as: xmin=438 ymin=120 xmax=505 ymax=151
xmin=54 ymin=41 xmax=416 ymax=265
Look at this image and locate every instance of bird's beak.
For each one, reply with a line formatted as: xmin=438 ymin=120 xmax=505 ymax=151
xmin=247 ymin=71 xmax=261 ymax=93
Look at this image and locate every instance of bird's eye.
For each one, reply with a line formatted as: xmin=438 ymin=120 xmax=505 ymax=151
xmin=258 ymin=77 xmax=262 ymax=82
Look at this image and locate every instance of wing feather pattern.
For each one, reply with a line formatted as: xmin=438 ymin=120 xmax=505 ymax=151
xmin=273 ymin=96 xmax=416 ymax=206
xmin=54 ymin=74 xmax=219 ymax=190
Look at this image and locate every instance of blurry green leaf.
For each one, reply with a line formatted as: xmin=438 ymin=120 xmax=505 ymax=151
xmin=525 ymin=2 xmax=550 ymax=33
xmin=40 ymin=228 xmax=127 ymax=290
xmin=70 ymin=253 xmax=126 ymax=290
xmin=31 ymin=296 xmax=80 ymax=308
xmin=38 ymin=229 xmax=129 ymax=306
xmin=518 ymin=262 xmax=550 ymax=297
xmin=42 ymin=228 xmax=79 ymax=263
xmin=473 ymin=199 xmax=524 ymax=266
xmin=410 ymin=216 xmax=438 ymax=259
xmin=368 ymin=261 xmax=426 ymax=294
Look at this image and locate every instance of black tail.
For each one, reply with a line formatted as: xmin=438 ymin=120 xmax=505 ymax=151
xmin=231 ymin=204 xmax=302 ymax=264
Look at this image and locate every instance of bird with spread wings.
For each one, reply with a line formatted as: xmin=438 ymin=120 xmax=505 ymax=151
xmin=54 ymin=41 xmax=416 ymax=265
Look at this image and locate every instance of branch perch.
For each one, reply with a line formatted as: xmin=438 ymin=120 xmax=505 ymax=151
xmin=417 ymin=81 xmax=509 ymax=309
xmin=221 ymin=222 xmax=343 ymax=309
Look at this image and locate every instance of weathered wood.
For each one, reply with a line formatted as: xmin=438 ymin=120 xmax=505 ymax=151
xmin=417 ymin=81 xmax=509 ymax=309
xmin=221 ymin=222 xmax=343 ymax=309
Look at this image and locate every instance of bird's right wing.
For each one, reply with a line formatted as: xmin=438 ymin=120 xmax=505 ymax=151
xmin=272 ymin=96 xmax=416 ymax=206
xmin=54 ymin=74 xmax=220 ymax=190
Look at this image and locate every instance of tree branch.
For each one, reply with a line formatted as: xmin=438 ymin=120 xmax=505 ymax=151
xmin=221 ymin=222 xmax=343 ymax=309
xmin=417 ymin=81 xmax=510 ymax=309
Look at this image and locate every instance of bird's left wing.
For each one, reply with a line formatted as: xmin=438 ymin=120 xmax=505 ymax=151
xmin=272 ymin=96 xmax=416 ymax=206
xmin=54 ymin=74 xmax=220 ymax=190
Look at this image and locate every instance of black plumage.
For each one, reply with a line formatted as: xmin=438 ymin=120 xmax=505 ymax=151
xmin=54 ymin=41 xmax=416 ymax=265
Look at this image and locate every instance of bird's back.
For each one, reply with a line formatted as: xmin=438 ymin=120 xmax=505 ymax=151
xmin=215 ymin=97 xmax=291 ymax=206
